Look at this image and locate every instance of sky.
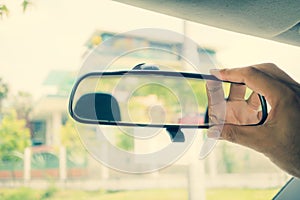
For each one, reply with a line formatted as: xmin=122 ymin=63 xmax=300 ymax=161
xmin=0 ymin=0 xmax=300 ymax=98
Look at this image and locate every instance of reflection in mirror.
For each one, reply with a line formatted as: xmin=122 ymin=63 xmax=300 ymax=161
xmin=73 ymin=74 xmax=202 ymax=125
xmin=71 ymin=72 xmax=265 ymax=127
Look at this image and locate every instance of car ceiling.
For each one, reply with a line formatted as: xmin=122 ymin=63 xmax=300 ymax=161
xmin=113 ymin=0 xmax=300 ymax=47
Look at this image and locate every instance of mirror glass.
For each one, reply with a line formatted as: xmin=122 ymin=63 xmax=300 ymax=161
xmin=71 ymin=72 xmax=264 ymax=126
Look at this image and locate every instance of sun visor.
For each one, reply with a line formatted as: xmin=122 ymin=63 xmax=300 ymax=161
xmin=113 ymin=0 xmax=300 ymax=46
xmin=273 ymin=22 xmax=300 ymax=46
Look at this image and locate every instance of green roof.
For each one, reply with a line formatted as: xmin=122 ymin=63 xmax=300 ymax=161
xmin=43 ymin=70 xmax=76 ymax=97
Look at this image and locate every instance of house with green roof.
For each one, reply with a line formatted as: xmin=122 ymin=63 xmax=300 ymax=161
xmin=21 ymin=30 xmax=218 ymax=180
xmin=30 ymin=70 xmax=76 ymax=146
xmin=30 ymin=30 xmax=217 ymax=148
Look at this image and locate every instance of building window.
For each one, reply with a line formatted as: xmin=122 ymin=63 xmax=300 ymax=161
xmin=31 ymin=121 xmax=46 ymax=146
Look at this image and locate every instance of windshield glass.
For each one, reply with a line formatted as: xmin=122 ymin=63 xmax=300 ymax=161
xmin=0 ymin=1 xmax=299 ymax=199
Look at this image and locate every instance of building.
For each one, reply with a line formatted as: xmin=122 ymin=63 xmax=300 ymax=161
xmin=30 ymin=70 xmax=76 ymax=146
xmin=30 ymin=30 xmax=216 ymax=147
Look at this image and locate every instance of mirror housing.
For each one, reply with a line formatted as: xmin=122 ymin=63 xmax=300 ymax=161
xmin=69 ymin=70 xmax=268 ymax=142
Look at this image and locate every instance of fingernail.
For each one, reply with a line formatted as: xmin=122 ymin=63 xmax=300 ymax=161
xmin=209 ymin=69 xmax=224 ymax=79
xmin=209 ymin=69 xmax=218 ymax=73
xmin=209 ymin=69 xmax=221 ymax=78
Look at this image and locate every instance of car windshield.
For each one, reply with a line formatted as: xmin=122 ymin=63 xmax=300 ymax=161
xmin=0 ymin=1 xmax=299 ymax=200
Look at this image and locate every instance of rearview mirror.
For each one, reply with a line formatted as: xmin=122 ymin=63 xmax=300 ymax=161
xmin=69 ymin=70 xmax=268 ymax=134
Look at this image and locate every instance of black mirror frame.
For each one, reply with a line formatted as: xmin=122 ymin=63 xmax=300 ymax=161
xmin=69 ymin=70 xmax=268 ymax=131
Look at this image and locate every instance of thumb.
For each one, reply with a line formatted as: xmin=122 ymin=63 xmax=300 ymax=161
xmin=208 ymin=124 xmax=265 ymax=152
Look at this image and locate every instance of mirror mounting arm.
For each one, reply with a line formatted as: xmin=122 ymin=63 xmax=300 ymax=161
xmin=166 ymin=126 xmax=185 ymax=142
xmin=132 ymin=63 xmax=160 ymax=70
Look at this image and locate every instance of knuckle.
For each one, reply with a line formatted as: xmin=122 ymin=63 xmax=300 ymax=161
xmin=219 ymin=68 xmax=230 ymax=77
xmin=220 ymin=69 xmax=227 ymax=74
xmin=209 ymin=114 xmax=218 ymax=123
xmin=209 ymin=114 xmax=225 ymax=124
xmin=243 ymin=66 xmax=259 ymax=77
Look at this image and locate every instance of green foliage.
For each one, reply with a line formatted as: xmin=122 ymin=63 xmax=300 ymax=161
xmin=41 ymin=185 xmax=58 ymax=199
xmin=0 ymin=78 xmax=8 ymax=113
xmin=0 ymin=4 xmax=9 ymax=18
xmin=0 ymin=188 xmax=279 ymax=200
xmin=221 ymin=143 xmax=236 ymax=173
xmin=0 ymin=1 xmax=31 ymax=18
xmin=61 ymin=118 xmax=87 ymax=167
xmin=0 ymin=187 xmax=40 ymax=200
xmin=22 ymin=0 xmax=31 ymax=13
xmin=31 ymin=152 xmax=59 ymax=169
xmin=0 ymin=78 xmax=8 ymax=102
xmin=61 ymin=118 xmax=82 ymax=150
xmin=116 ymin=132 xmax=134 ymax=151
xmin=0 ymin=109 xmax=31 ymax=162
xmin=12 ymin=91 xmax=33 ymax=120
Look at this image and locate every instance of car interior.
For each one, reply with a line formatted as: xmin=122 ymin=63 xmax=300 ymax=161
xmin=113 ymin=1 xmax=300 ymax=198
xmin=0 ymin=0 xmax=299 ymax=199
xmin=114 ymin=0 xmax=300 ymax=47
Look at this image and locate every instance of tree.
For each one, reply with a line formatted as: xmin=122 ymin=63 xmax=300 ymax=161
xmin=11 ymin=91 xmax=33 ymax=132
xmin=61 ymin=119 xmax=81 ymax=148
xmin=12 ymin=91 xmax=32 ymax=119
xmin=0 ymin=4 xmax=8 ymax=18
xmin=0 ymin=109 xmax=31 ymax=162
xmin=0 ymin=78 xmax=8 ymax=112
xmin=0 ymin=0 xmax=32 ymax=18
xmin=0 ymin=109 xmax=31 ymax=180
xmin=61 ymin=118 xmax=87 ymax=166
xmin=117 ymin=132 xmax=134 ymax=151
xmin=221 ymin=142 xmax=237 ymax=173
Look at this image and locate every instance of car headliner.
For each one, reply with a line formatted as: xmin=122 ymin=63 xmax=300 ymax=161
xmin=113 ymin=0 xmax=300 ymax=47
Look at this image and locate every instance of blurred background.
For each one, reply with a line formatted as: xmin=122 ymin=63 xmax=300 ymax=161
xmin=0 ymin=0 xmax=299 ymax=199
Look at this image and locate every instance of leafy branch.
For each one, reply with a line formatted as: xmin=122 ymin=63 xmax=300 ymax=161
xmin=0 ymin=4 xmax=9 ymax=18
xmin=0 ymin=0 xmax=32 ymax=18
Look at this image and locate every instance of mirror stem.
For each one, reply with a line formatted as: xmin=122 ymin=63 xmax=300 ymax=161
xmin=166 ymin=127 xmax=185 ymax=142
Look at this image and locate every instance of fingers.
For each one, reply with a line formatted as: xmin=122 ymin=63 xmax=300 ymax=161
xmin=206 ymin=80 xmax=226 ymax=124
xmin=207 ymin=126 xmax=221 ymax=138
xmin=247 ymin=92 xmax=261 ymax=110
xmin=228 ymin=83 xmax=246 ymax=100
xmin=257 ymin=111 xmax=263 ymax=121
xmin=206 ymin=80 xmax=225 ymax=106
xmin=210 ymin=66 xmax=285 ymax=107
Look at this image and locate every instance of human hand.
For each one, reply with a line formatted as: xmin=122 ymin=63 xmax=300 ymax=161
xmin=206 ymin=78 xmax=264 ymax=126
xmin=206 ymin=63 xmax=300 ymax=178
